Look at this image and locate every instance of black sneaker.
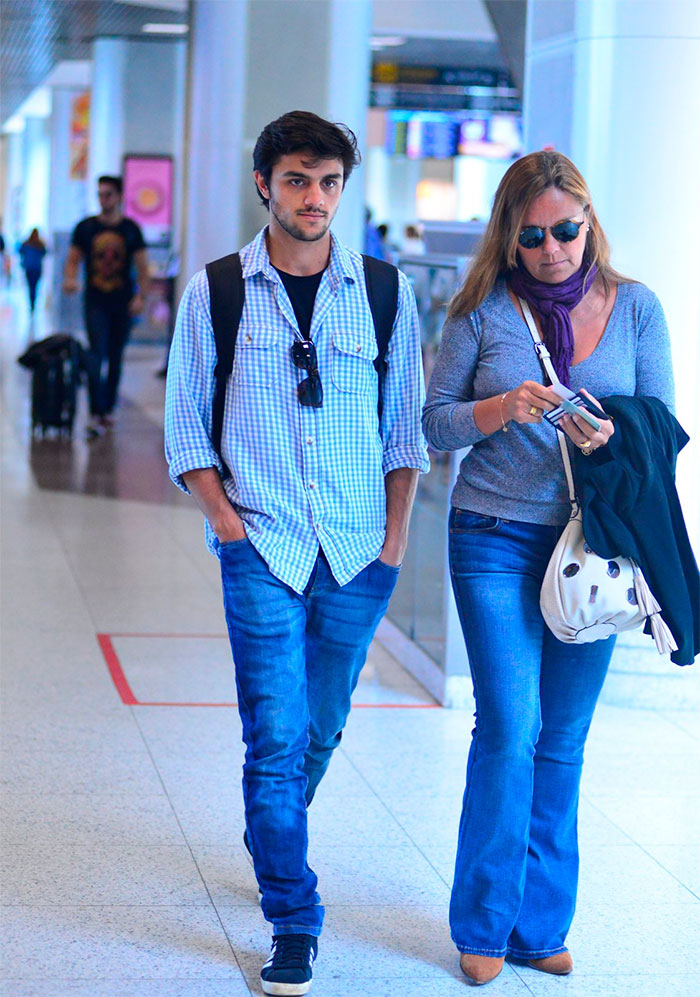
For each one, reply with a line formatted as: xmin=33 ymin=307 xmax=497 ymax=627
xmin=260 ymin=933 xmax=318 ymax=995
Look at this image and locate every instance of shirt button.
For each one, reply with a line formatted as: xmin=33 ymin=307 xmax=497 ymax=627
xmin=306 ymin=436 xmax=314 ymax=445
xmin=309 ymin=482 xmax=316 ymax=490
xmin=245 ymin=334 xmax=252 ymax=343
xmin=355 ymin=343 xmax=361 ymax=352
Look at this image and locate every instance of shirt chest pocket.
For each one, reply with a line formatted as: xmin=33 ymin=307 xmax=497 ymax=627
xmin=330 ymin=332 xmax=377 ymax=394
xmin=233 ymin=327 xmax=284 ymax=387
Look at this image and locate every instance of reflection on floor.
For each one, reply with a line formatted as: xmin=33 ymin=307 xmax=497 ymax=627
xmin=2 ymin=288 xmax=699 ymax=996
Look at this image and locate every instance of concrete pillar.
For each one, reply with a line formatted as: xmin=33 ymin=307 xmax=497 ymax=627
xmin=181 ymin=0 xmax=372 ymax=290
xmin=239 ymin=0 xmax=372 ymax=251
xmin=89 ymin=38 xmax=127 ymax=196
xmin=2 ymin=131 xmax=26 ymax=251
xmin=88 ymin=37 xmax=186 ymax=215
xmin=524 ymin=0 xmax=700 ymax=550
xmin=181 ymin=0 xmax=249 ymax=285
xmin=21 ymin=117 xmax=51 ymax=239
xmin=524 ymin=0 xmax=700 ymax=697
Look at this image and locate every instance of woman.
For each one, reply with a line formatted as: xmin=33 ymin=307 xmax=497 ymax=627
xmin=19 ymin=228 xmax=47 ymax=313
xmin=422 ymin=151 xmax=674 ymax=985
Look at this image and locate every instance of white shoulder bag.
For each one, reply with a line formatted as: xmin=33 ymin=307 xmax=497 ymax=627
xmin=518 ymin=297 xmax=676 ymax=653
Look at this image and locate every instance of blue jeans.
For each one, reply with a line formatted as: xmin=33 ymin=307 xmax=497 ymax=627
xmin=220 ymin=539 xmax=399 ymax=937
xmin=448 ymin=508 xmax=614 ymax=959
xmin=85 ymin=302 xmax=131 ymax=416
xmin=25 ymin=268 xmax=41 ymax=311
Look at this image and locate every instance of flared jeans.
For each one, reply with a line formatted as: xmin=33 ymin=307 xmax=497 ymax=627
xmin=448 ymin=508 xmax=615 ymax=958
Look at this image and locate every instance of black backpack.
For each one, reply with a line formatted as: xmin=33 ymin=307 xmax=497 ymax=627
xmin=205 ymin=252 xmax=399 ymax=479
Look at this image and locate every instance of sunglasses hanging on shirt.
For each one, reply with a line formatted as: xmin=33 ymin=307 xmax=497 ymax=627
xmin=291 ymin=339 xmax=323 ymax=408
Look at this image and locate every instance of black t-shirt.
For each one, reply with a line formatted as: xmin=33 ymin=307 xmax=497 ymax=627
xmin=274 ymin=267 xmax=325 ymax=340
xmin=71 ymin=216 xmax=146 ymax=308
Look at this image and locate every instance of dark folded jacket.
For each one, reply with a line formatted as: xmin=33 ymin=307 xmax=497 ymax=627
xmin=572 ymin=395 xmax=699 ymax=666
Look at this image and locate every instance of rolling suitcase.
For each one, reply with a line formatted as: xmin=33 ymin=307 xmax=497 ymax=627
xmin=18 ymin=334 xmax=83 ymax=437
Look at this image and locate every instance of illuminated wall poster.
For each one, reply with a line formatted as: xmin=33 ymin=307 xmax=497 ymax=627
xmin=69 ymin=93 xmax=90 ymax=180
xmin=122 ymin=155 xmax=174 ymax=247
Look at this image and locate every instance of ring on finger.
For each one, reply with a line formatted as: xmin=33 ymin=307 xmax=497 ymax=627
xmin=580 ymin=440 xmax=593 ymax=451
xmin=529 ymin=405 xmax=539 ymax=416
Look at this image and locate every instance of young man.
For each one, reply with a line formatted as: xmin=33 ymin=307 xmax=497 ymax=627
xmin=63 ymin=175 xmax=150 ymax=437
xmin=165 ymin=110 xmax=428 ymax=995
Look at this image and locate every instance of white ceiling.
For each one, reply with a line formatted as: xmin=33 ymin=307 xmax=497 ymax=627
xmin=372 ymin=0 xmax=496 ymax=41
xmin=1 ymin=0 xmax=509 ymax=129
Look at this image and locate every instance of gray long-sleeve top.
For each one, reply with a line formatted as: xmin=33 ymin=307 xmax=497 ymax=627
xmin=422 ymin=277 xmax=675 ymax=526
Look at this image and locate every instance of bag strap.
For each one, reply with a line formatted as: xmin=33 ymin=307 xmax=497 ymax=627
xmin=517 ymin=296 xmax=578 ymax=512
xmin=205 ymin=252 xmax=244 ymax=480
xmin=518 ymin=297 xmax=560 ymax=386
xmin=362 ymin=254 xmax=399 ymax=422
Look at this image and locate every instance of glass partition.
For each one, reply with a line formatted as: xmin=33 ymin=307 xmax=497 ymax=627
xmin=387 ymin=254 xmax=465 ymax=669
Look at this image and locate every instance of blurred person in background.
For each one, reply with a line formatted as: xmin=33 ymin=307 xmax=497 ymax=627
xmin=0 ymin=225 xmax=10 ymax=285
xmin=363 ymin=206 xmax=386 ymax=260
xmin=19 ymin=228 xmax=47 ymax=314
xmin=63 ymin=175 xmax=150 ymax=438
xmin=402 ymin=223 xmax=424 ymax=255
xmin=377 ymin=222 xmax=398 ymax=263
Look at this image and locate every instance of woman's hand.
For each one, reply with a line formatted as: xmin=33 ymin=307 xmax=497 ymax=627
xmin=474 ymin=380 xmax=561 ymax=435
xmin=559 ymin=388 xmax=615 ymax=454
xmin=502 ymin=380 xmax=562 ymax=425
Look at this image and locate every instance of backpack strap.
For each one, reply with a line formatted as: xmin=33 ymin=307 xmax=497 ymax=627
xmin=205 ymin=252 xmax=244 ymax=480
xmin=362 ymin=254 xmax=399 ymax=422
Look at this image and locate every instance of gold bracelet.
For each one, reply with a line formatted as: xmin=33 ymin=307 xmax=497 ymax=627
xmin=499 ymin=392 xmax=509 ymax=433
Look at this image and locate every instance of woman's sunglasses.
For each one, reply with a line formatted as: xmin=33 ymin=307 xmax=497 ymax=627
xmin=518 ymin=217 xmax=586 ymax=250
xmin=291 ymin=339 xmax=323 ymax=408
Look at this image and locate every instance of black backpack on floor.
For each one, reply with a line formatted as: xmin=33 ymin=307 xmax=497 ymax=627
xmin=205 ymin=252 xmax=399 ymax=479
xmin=18 ymin=334 xmax=83 ymax=437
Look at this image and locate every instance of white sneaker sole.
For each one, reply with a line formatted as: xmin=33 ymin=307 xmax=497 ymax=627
xmin=260 ymin=980 xmax=311 ymax=995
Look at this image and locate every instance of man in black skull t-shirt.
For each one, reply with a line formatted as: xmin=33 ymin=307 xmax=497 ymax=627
xmin=64 ymin=175 xmax=150 ymax=437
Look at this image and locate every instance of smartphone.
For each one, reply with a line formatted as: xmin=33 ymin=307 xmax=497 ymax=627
xmin=577 ymin=397 xmax=610 ymax=421
xmin=543 ymin=392 xmax=609 ymax=432
xmin=559 ymin=398 xmax=600 ymax=431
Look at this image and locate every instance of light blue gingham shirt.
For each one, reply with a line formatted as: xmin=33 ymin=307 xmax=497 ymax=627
xmin=165 ymin=227 xmax=429 ymax=593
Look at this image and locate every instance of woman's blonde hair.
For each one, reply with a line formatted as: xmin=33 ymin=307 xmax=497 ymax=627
xmin=448 ymin=150 xmax=629 ymax=318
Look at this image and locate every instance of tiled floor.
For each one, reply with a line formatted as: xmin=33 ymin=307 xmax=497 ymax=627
xmin=1 ymin=288 xmax=699 ymax=996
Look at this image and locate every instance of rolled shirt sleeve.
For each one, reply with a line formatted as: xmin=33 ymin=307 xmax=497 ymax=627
xmin=164 ymin=271 xmax=224 ymax=491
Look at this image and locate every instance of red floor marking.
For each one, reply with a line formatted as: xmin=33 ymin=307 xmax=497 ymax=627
xmin=97 ymin=634 xmax=138 ymax=706
xmin=97 ymin=632 xmax=441 ymax=709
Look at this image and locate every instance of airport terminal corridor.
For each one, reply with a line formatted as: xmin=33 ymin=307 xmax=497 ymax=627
xmin=1 ymin=285 xmax=699 ymax=996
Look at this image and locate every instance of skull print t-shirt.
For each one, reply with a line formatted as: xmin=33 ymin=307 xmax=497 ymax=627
xmin=71 ymin=216 xmax=146 ymax=309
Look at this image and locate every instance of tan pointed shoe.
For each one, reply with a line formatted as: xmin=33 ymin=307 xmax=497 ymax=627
xmin=459 ymin=953 xmax=505 ymax=985
xmin=527 ymin=951 xmax=573 ymax=975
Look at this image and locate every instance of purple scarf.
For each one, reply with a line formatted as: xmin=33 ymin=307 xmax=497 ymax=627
xmin=508 ymin=261 xmax=597 ymax=386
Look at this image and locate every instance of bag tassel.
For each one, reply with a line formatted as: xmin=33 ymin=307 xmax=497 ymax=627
xmin=632 ymin=563 xmax=678 ymax=655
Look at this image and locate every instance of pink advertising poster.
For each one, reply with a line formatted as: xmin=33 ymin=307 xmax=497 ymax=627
xmin=123 ymin=156 xmax=173 ymax=246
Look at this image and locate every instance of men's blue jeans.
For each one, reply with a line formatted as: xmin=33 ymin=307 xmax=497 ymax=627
xmin=448 ymin=509 xmax=615 ymax=959
xmin=85 ymin=303 xmax=131 ymax=416
xmin=220 ymin=539 xmax=399 ymax=937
